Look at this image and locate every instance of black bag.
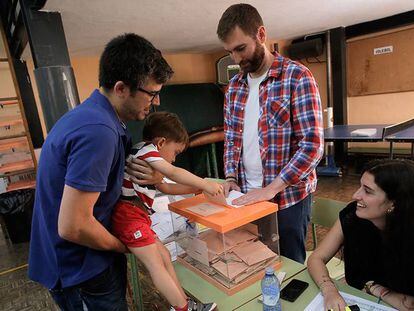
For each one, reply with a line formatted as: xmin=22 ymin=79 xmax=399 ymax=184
xmin=0 ymin=189 xmax=35 ymax=243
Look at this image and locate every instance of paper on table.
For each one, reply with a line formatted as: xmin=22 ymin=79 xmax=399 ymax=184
xmin=226 ymin=190 xmax=244 ymax=208
xmin=152 ymin=195 xmax=170 ymax=213
xmin=204 ymin=190 xmax=245 ymax=208
xmin=350 ymin=128 xmax=377 ymax=137
xmin=150 ymin=211 xmax=174 ymax=241
xmin=170 ymin=212 xmax=188 ymax=233
xmin=304 ymin=291 xmax=397 ymax=311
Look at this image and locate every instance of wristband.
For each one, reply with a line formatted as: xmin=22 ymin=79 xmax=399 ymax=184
xmin=379 ymin=288 xmax=390 ymax=299
xmin=364 ymin=281 xmax=375 ymax=294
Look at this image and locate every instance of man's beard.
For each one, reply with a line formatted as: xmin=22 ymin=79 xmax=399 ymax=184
xmin=239 ymin=41 xmax=265 ymax=74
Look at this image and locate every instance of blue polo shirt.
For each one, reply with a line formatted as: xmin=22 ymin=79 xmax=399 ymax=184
xmin=28 ymin=89 xmax=130 ymax=289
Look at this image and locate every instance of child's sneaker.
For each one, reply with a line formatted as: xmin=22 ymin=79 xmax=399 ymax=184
xmin=187 ymin=299 xmax=217 ymax=311
xmin=169 ymin=300 xmax=217 ymax=311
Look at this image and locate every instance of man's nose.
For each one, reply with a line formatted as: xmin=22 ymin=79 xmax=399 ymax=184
xmin=231 ymin=53 xmax=241 ymax=65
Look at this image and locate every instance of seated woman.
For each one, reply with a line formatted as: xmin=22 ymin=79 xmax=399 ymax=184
xmin=308 ymin=159 xmax=414 ymax=311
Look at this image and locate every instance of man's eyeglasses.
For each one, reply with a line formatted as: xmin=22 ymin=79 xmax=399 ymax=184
xmin=137 ymin=87 xmax=161 ymax=104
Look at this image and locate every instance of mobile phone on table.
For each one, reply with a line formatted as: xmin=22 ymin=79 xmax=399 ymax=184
xmin=280 ymin=279 xmax=309 ymax=302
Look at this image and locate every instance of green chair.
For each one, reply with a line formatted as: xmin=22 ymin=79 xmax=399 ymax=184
xmin=127 ymin=254 xmax=144 ymax=311
xmin=305 ymin=197 xmax=347 ymax=280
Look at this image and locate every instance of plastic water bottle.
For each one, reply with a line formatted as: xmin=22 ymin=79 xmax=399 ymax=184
xmin=261 ymin=267 xmax=282 ymax=311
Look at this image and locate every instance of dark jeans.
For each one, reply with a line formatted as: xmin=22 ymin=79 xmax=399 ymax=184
xmin=49 ymin=254 xmax=127 ymax=311
xmin=278 ymin=194 xmax=312 ymax=263
xmin=255 ymin=194 xmax=311 ymax=264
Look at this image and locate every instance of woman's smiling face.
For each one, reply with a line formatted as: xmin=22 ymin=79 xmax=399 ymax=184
xmin=352 ymin=172 xmax=394 ymax=229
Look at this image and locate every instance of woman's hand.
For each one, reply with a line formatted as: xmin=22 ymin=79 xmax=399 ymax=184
xmin=323 ymin=287 xmax=347 ymax=311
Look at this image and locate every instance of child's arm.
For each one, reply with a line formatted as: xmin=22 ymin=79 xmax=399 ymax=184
xmin=150 ymin=159 xmax=222 ymax=196
xmin=156 ymin=182 xmax=200 ymax=195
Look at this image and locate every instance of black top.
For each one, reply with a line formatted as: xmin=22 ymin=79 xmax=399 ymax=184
xmin=340 ymin=202 xmax=413 ymax=295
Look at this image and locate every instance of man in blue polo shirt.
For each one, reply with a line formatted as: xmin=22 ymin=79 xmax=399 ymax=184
xmin=28 ymin=33 xmax=173 ymax=310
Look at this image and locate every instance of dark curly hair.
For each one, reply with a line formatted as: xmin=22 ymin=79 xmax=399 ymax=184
xmin=217 ymin=3 xmax=263 ymax=41
xmin=99 ymin=33 xmax=173 ymax=93
xmin=142 ymin=111 xmax=189 ymax=147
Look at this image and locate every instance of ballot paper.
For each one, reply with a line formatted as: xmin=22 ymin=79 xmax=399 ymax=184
xmin=350 ymin=128 xmax=377 ymax=137
xmin=211 ymin=258 xmax=248 ymax=279
xmin=150 ymin=208 xmax=188 ymax=241
xmin=226 ymin=190 xmax=245 ymax=208
xmin=232 ymin=241 xmax=277 ymax=266
xmin=150 ymin=211 xmax=174 ymax=241
xmin=152 ymin=195 xmax=170 ymax=213
xmin=304 ymin=291 xmax=397 ymax=311
xmin=204 ymin=190 xmax=244 ymax=208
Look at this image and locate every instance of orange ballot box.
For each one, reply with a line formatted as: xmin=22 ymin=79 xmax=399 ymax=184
xmin=168 ymin=192 xmax=281 ymax=295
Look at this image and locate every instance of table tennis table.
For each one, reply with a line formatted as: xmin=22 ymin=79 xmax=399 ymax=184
xmin=324 ymin=118 xmax=414 ymax=159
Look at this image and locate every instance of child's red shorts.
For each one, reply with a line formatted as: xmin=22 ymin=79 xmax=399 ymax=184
xmin=112 ymin=200 xmax=156 ymax=247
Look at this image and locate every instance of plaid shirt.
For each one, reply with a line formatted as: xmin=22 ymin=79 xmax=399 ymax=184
xmin=224 ymin=53 xmax=324 ymax=209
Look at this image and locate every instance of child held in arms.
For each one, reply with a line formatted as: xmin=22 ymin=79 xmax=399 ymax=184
xmin=112 ymin=111 xmax=220 ymax=311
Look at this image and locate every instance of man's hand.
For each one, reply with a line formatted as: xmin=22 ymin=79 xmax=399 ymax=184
xmin=232 ymin=186 xmax=276 ymax=206
xmin=118 ymin=243 xmax=130 ymax=254
xmin=223 ymin=180 xmax=241 ymax=197
xmin=232 ymin=176 xmax=288 ymax=205
xmin=58 ymin=185 xmax=129 ymax=253
xmin=126 ymin=157 xmax=163 ymax=185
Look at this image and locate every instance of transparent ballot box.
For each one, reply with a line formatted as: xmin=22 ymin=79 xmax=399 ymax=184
xmin=168 ymin=194 xmax=281 ymax=295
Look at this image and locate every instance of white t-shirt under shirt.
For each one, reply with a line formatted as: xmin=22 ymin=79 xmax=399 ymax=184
xmin=242 ymin=71 xmax=267 ymax=191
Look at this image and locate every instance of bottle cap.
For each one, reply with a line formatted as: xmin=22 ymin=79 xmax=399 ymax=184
xmin=265 ymin=267 xmax=275 ymax=275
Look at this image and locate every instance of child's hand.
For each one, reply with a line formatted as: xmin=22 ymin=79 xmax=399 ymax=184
xmin=204 ymin=180 xmax=224 ymax=196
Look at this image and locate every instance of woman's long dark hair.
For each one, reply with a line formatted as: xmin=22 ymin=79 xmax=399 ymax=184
xmin=363 ymin=159 xmax=414 ymax=294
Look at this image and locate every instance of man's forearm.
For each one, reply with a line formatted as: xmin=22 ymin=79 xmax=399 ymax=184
xmin=58 ymin=185 xmax=126 ymax=253
xmin=266 ymin=175 xmax=288 ymax=195
xmin=63 ymin=216 xmax=125 ymax=253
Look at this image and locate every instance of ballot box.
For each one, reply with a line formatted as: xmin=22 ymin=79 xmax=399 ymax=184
xmin=168 ymin=193 xmax=281 ymax=295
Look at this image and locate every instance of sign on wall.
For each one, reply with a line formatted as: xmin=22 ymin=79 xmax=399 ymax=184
xmin=347 ymin=27 xmax=414 ymax=96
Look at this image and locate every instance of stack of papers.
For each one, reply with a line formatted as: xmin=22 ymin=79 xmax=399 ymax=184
xmin=151 ymin=195 xmax=189 ymax=242
xmin=305 ymin=291 xmax=397 ymax=311
xmin=183 ymin=227 xmax=278 ymax=286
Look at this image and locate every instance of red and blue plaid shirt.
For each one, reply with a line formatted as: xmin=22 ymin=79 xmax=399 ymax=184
xmin=224 ymin=53 xmax=324 ymax=210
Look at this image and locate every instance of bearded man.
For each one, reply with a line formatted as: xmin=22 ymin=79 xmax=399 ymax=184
xmin=217 ymin=3 xmax=324 ymax=263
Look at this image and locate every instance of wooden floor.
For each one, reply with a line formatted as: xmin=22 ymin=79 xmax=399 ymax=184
xmin=0 ymin=173 xmax=360 ymax=310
